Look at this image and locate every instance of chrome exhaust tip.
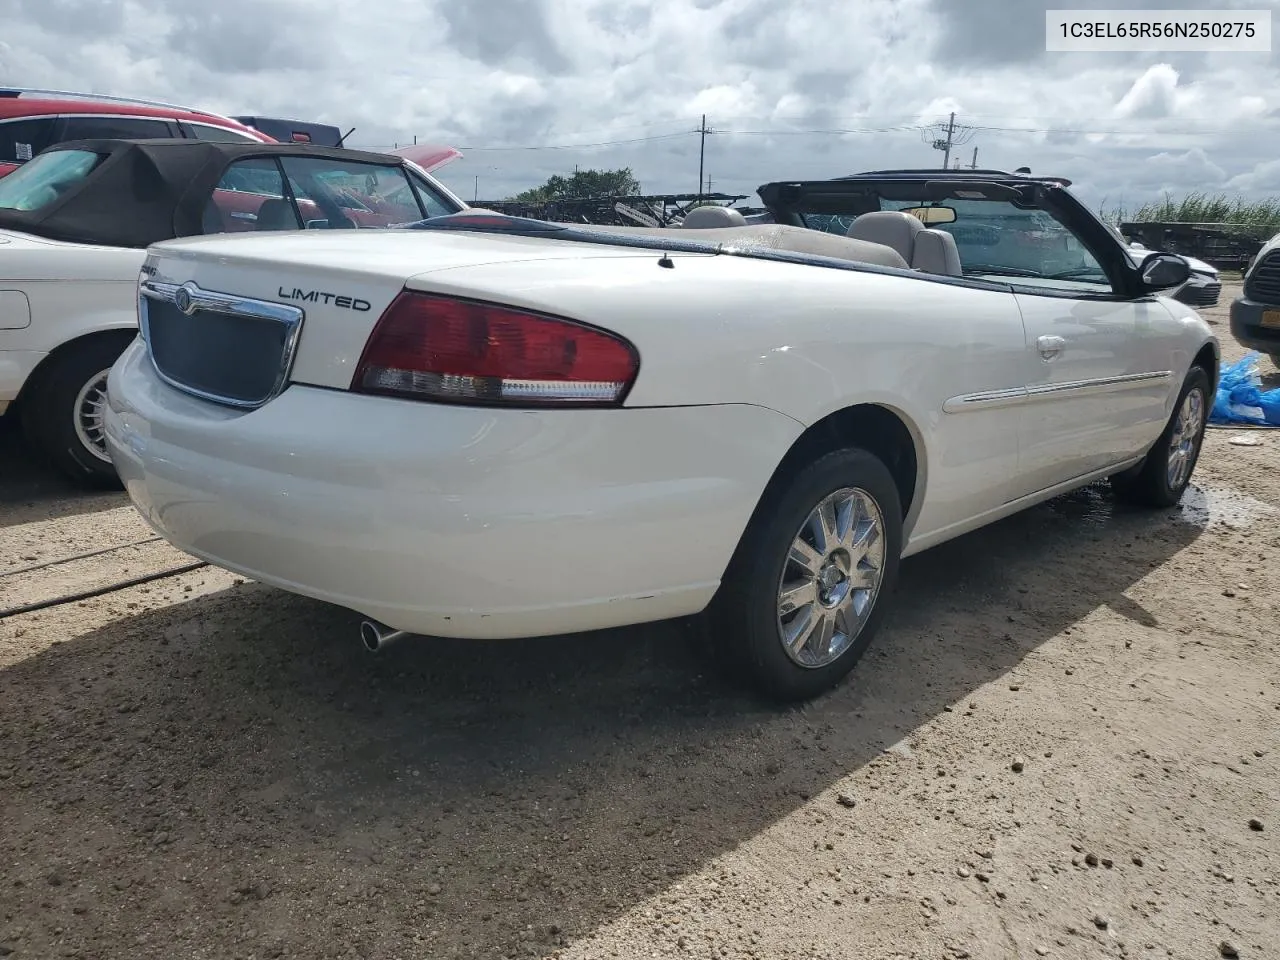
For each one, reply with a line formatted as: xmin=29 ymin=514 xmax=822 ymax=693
xmin=360 ymin=619 xmax=407 ymax=652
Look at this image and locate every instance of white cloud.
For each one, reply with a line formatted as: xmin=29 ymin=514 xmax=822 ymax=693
xmin=1227 ymin=160 xmax=1280 ymax=193
xmin=1113 ymin=64 xmax=1184 ymax=119
xmin=0 ymin=0 xmax=1277 ymax=207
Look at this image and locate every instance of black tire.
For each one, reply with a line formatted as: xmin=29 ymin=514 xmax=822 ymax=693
xmin=1109 ymin=365 xmax=1211 ymax=509
xmin=710 ymin=447 xmax=904 ymax=702
xmin=19 ymin=334 xmax=132 ymax=489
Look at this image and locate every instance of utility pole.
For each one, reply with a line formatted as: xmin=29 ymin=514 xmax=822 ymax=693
xmin=971 ymin=147 xmax=978 ymax=169
xmin=474 ymin=175 xmax=478 ymax=203
xmin=923 ymin=112 xmax=975 ymax=169
xmin=696 ymin=114 xmax=717 ymax=199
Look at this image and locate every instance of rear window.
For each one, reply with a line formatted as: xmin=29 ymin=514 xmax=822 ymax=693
xmin=0 ymin=149 xmax=103 ymax=211
xmin=0 ymin=117 xmax=56 ymax=164
xmin=58 ymin=116 xmax=176 ymax=141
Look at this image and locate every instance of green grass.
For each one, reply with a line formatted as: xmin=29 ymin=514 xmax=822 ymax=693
xmin=1100 ymin=192 xmax=1280 ymax=237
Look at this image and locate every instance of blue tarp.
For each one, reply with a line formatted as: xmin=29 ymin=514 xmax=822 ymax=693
xmin=1209 ymin=352 xmax=1280 ymax=427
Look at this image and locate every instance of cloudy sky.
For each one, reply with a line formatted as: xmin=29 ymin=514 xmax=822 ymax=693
xmin=1 ymin=0 xmax=1277 ymax=211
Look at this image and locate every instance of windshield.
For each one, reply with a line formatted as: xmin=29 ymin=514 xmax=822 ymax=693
xmin=800 ymin=194 xmax=1115 ymax=293
xmin=0 ymin=149 xmax=103 ymax=212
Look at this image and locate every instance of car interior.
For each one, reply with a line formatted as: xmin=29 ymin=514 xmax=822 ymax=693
xmin=675 ymin=203 xmax=961 ymax=275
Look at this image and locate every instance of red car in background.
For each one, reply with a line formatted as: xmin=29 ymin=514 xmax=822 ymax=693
xmin=0 ymin=87 xmax=274 ymax=178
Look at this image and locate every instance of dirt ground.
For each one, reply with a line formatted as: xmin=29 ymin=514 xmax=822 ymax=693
xmin=1 ymin=280 xmax=1277 ymax=960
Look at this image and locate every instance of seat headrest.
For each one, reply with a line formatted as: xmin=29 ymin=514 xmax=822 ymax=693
xmin=913 ymin=228 xmax=963 ymax=276
xmin=680 ymin=205 xmax=747 ymax=228
xmin=255 ymin=198 xmax=300 ymax=231
xmin=845 ymin=211 xmax=925 ymax=262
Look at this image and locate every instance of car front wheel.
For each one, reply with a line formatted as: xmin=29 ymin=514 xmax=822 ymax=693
xmin=1110 ymin=365 xmax=1210 ymax=508
xmin=712 ymin=447 xmax=904 ymax=702
xmin=20 ymin=334 xmax=132 ymax=489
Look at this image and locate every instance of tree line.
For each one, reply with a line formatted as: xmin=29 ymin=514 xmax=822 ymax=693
xmin=509 ymin=167 xmax=641 ymax=202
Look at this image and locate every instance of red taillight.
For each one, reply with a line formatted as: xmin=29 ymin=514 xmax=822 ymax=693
xmin=352 ymin=292 xmax=640 ymax=406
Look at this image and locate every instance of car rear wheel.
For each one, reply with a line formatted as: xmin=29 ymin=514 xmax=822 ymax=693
xmin=20 ymin=334 xmax=132 ymax=489
xmin=1109 ymin=365 xmax=1210 ymax=508
xmin=711 ymin=447 xmax=903 ymax=702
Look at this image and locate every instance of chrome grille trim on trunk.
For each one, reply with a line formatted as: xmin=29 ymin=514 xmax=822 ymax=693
xmin=139 ymin=279 xmax=304 ymax=409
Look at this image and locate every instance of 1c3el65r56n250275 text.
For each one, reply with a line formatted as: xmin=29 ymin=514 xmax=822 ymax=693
xmin=1045 ymin=9 xmax=1272 ymax=52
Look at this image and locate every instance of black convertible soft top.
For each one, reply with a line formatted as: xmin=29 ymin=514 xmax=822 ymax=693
xmin=0 ymin=138 xmax=416 ymax=248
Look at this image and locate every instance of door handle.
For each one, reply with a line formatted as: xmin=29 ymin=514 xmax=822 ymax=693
xmin=1036 ymin=335 xmax=1066 ymax=360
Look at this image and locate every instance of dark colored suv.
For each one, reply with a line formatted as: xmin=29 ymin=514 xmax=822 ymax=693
xmin=1230 ymin=236 xmax=1280 ymax=368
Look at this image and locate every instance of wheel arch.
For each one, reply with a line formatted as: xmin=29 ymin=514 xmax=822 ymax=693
xmin=755 ymin=401 xmax=927 ymax=534
xmin=1191 ymin=338 xmax=1219 ymax=393
xmin=11 ymin=327 xmax=138 ymax=413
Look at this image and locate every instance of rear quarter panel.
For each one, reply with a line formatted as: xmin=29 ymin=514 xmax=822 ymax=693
xmin=411 ymin=253 xmax=1033 ymax=543
xmin=0 ymin=243 xmax=144 ymax=355
xmin=409 ymin=253 xmax=1016 ymax=421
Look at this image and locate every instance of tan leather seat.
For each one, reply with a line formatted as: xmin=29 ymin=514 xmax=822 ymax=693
xmin=845 ymin=210 xmax=963 ymax=275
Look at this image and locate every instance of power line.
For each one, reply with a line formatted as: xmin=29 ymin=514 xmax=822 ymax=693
xmin=921 ymin=112 xmax=977 ymax=168
xmin=452 ymin=131 xmax=694 ymax=151
xmin=379 ymin=117 xmax=1261 ymax=154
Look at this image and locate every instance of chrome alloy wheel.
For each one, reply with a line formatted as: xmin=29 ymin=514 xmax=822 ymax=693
xmin=776 ymin=486 xmax=887 ymax=669
xmin=73 ymin=368 xmax=112 ymax=464
xmin=1166 ymin=386 xmax=1205 ymax=490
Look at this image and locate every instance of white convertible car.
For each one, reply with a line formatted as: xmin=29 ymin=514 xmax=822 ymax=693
xmin=0 ymin=137 xmax=465 ymax=486
xmin=104 ymin=169 xmax=1218 ymax=701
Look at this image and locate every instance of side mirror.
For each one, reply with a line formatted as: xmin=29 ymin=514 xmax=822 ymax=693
xmin=1140 ymin=252 xmax=1190 ymax=291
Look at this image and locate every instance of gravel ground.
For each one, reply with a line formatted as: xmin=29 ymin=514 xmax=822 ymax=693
xmin=1 ymin=281 xmax=1278 ymax=960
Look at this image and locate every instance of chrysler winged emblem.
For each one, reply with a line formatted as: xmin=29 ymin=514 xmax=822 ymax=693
xmin=174 ymin=283 xmax=197 ymax=316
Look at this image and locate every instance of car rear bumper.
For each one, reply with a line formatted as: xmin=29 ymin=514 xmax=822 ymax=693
xmin=104 ymin=340 xmax=802 ymax=639
xmin=1229 ymin=296 xmax=1280 ymax=355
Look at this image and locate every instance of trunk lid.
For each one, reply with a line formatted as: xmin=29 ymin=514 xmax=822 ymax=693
xmin=139 ymin=228 xmax=675 ymax=399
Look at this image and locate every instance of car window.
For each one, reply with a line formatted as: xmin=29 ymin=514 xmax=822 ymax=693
xmin=183 ymin=122 xmax=260 ymax=144
xmin=277 ymin=155 xmax=429 ymax=228
xmin=0 ymin=149 xmax=103 ymax=211
xmin=0 ymin=117 xmax=57 ymax=164
xmin=408 ymin=173 xmax=457 ymax=219
xmin=203 ymin=155 xmax=439 ymax=233
xmin=58 ymin=116 xmax=177 ymax=141
xmin=204 ymin=157 xmax=299 ymax=234
xmin=802 ymin=197 xmax=1115 ymax=295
